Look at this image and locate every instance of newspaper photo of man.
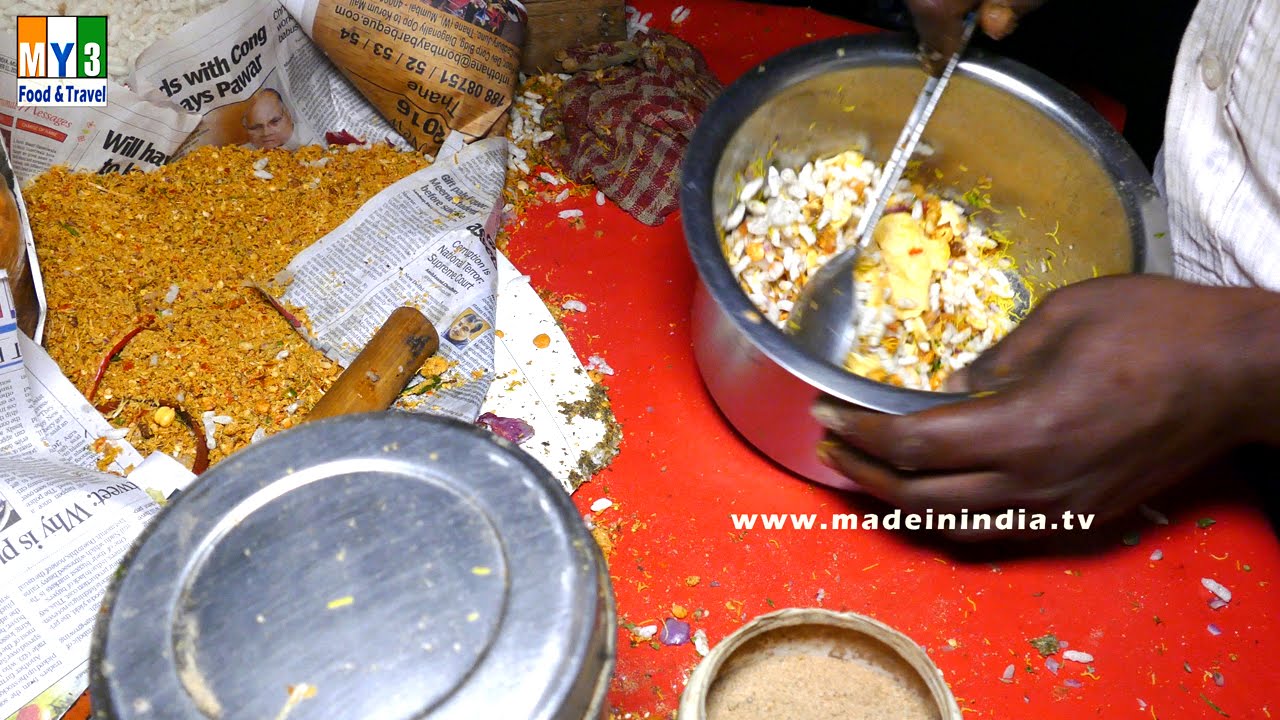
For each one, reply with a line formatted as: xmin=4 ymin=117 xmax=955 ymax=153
xmin=444 ymin=308 xmax=491 ymax=349
xmin=0 ymin=491 xmax=19 ymax=531
xmin=242 ymin=87 xmax=296 ymax=149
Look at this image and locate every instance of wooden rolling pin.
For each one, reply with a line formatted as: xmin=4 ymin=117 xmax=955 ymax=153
xmin=306 ymin=306 xmax=439 ymax=421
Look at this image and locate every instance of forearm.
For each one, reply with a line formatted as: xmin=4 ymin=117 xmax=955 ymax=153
xmin=1215 ymin=286 xmax=1280 ymax=446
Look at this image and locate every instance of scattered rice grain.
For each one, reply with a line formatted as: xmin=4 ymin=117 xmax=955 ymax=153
xmin=1201 ymin=578 xmax=1232 ymax=603
xmin=1061 ymin=650 xmax=1093 ymax=664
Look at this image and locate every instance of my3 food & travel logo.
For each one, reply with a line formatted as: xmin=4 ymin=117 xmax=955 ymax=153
xmin=15 ymin=16 xmax=108 ymax=107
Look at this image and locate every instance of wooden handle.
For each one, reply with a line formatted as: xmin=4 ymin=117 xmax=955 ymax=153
xmin=306 ymin=307 xmax=439 ymax=421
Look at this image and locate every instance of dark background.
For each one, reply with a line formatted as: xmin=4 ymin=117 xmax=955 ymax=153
xmin=748 ymin=0 xmax=1201 ymax=169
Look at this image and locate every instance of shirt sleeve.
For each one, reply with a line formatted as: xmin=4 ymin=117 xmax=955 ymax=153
xmin=1160 ymin=0 xmax=1280 ymax=290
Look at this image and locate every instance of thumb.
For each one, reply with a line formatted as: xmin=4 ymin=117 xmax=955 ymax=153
xmin=908 ymin=0 xmax=979 ymax=68
xmin=943 ymin=306 xmax=1068 ymax=394
xmin=909 ymin=0 xmax=1043 ymax=65
xmin=978 ymin=0 xmax=1045 ymax=40
xmin=978 ymin=2 xmax=1018 ymax=39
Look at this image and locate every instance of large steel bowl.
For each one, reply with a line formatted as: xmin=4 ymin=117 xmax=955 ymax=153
xmin=680 ymin=34 xmax=1172 ymax=490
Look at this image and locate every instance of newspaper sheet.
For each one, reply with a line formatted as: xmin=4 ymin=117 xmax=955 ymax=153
xmin=0 ymin=0 xmax=411 ymax=343
xmin=0 ymin=271 xmax=193 ymax=720
xmin=0 ymin=1 xmax=612 ymax=714
xmin=1 ymin=0 xmax=507 ymax=423
xmin=0 ymin=0 xmax=412 ymax=187
xmin=1 ymin=0 xmax=610 ymax=473
xmin=0 ymin=97 xmax=49 ymax=344
xmin=129 ymin=0 xmax=411 ymax=156
xmin=280 ymin=132 xmax=500 ymax=419
xmin=279 ymin=0 xmax=526 ymax=155
xmin=0 ymin=35 xmax=201 ymax=185
xmin=482 ymin=252 xmax=611 ymax=492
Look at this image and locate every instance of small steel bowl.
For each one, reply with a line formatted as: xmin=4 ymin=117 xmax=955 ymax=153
xmin=680 ymin=33 xmax=1171 ymax=489
xmin=679 ymin=608 xmax=961 ymax=720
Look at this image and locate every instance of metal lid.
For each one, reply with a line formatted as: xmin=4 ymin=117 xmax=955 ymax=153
xmin=91 ymin=412 xmax=614 ymax=720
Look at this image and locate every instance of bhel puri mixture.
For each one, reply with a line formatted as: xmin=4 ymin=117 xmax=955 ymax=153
xmin=27 ymin=142 xmax=446 ymax=473
xmin=722 ymin=148 xmax=1032 ymax=391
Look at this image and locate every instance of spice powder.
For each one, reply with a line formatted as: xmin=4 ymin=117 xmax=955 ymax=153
xmin=28 ymin=143 xmax=436 ymax=471
xmin=705 ymin=653 xmax=937 ymax=720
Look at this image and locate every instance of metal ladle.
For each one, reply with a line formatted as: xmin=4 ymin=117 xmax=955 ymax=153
xmin=787 ymin=16 xmax=979 ymax=366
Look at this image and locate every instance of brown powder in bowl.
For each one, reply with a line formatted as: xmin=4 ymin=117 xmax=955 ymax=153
xmin=706 ymin=653 xmax=936 ymax=720
xmin=699 ymin=620 xmax=945 ymax=720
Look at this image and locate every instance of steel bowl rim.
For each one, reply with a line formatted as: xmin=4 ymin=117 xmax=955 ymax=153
xmin=680 ymin=32 xmax=1172 ymax=414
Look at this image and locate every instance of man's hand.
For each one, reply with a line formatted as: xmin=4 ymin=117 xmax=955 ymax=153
xmin=812 ymin=276 xmax=1280 ymax=540
xmin=908 ymin=0 xmax=1046 ymax=71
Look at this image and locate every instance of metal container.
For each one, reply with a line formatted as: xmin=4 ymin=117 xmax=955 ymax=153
xmin=680 ymin=34 xmax=1172 ymax=489
xmin=679 ymin=608 xmax=961 ymax=720
xmin=90 ymin=412 xmax=615 ymax=720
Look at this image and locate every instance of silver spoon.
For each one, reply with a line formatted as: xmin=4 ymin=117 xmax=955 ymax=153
xmin=788 ymin=16 xmax=979 ymax=366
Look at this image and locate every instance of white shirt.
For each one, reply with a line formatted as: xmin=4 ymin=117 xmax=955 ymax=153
xmin=1159 ymin=0 xmax=1280 ymax=289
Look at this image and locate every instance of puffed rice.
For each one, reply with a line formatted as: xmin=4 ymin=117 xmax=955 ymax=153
xmin=721 ymin=150 xmax=1032 ymax=390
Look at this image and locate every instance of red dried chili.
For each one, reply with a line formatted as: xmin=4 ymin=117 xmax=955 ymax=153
xmin=246 ymin=283 xmax=303 ymax=329
xmin=172 ymin=404 xmax=210 ymax=475
xmin=324 ymin=130 xmax=363 ymax=146
xmin=86 ymin=316 xmax=154 ymax=402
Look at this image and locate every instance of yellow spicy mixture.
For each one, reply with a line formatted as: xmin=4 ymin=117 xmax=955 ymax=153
xmin=846 ymin=184 xmax=1024 ymax=391
xmin=28 ymin=143 xmax=434 ymax=471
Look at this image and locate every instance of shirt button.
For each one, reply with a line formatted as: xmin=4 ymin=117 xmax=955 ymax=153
xmin=1201 ymin=52 xmax=1225 ymax=90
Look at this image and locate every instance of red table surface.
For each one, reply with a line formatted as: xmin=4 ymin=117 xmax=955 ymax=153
xmin=501 ymin=1 xmax=1280 ymax=719
xmin=60 ymin=3 xmax=1278 ymax=720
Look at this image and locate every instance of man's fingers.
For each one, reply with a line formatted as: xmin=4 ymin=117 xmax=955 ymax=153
xmin=960 ymin=294 xmax=1078 ymax=392
xmin=815 ymin=440 xmax=1059 ymax=543
xmin=907 ymin=0 xmax=974 ymax=66
xmin=979 ymin=0 xmax=1044 ymax=39
xmin=960 ymin=328 xmax=1047 ymax=393
xmin=909 ymin=0 xmax=1042 ymax=74
xmin=978 ymin=2 xmax=1018 ymax=39
xmin=940 ymin=365 xmax=973 ymax=393
xmin=817 ymin=436 xmax=906 ymax=504
xmin=814 ymin=393 xmax=1028 ymax=472
xmin=893 ymin=470 xmax=1031 ymax=514
xmin=817 ymin=435 xmax=1025 ymax=510
xmin=818 ymin=436 xmax=1062 ymax=513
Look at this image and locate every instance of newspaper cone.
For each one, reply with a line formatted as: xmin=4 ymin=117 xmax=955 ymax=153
xmin=280 ymin=0 xmax=527 ymax=155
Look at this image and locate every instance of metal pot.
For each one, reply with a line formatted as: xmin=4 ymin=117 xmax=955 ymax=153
xmin=680 ymin=34 xmax=1172 ymax=490
xmin=90 ymin=412 xmax=615 ymax=720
